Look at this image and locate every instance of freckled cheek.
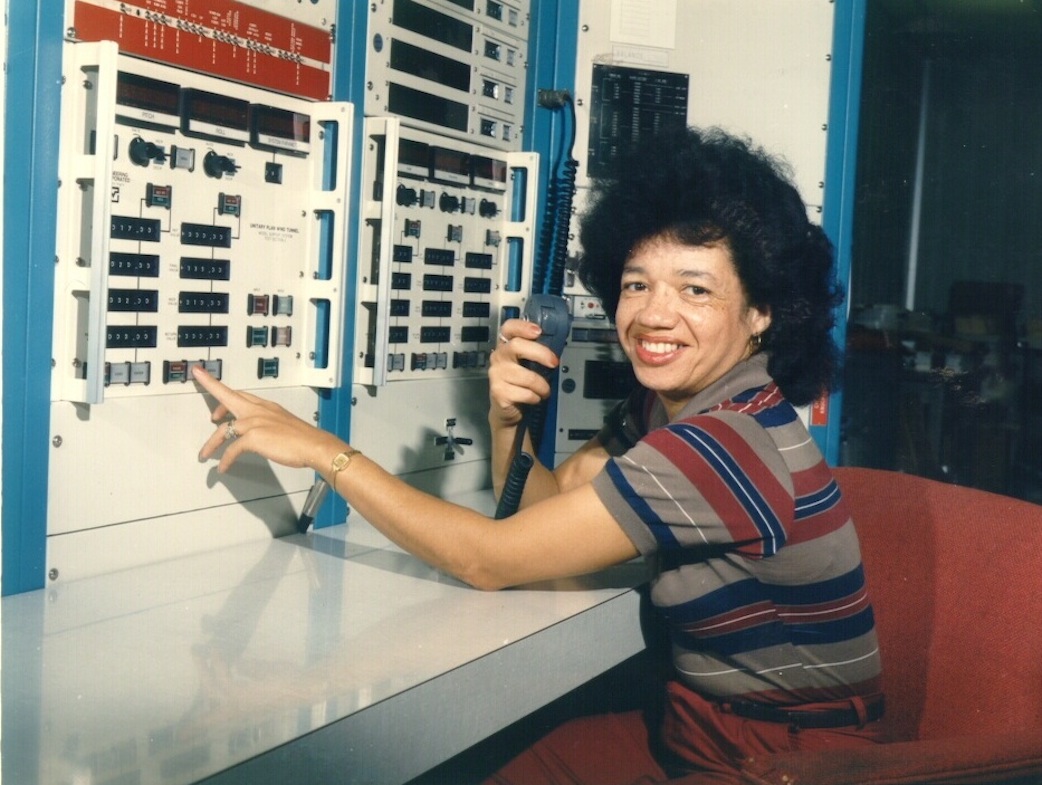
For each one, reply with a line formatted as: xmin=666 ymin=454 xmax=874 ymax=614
xmin=680 ymin=311 xmax=711 ymax=335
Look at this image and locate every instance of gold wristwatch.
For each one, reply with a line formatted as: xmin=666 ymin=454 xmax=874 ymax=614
xmin=330 ymin=448 xmax=362 ymax=492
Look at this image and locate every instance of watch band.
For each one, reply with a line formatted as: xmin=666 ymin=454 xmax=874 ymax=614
xmin=330 ymin=448 xmax=362 ymax=493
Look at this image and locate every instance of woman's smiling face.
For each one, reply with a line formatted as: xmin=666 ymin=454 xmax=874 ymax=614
xmin=615 ymin=236 xmax=772 ymax=419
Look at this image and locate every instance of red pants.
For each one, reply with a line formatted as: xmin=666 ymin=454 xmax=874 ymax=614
xmin=484 ymin=682 xmax=887 ymax=785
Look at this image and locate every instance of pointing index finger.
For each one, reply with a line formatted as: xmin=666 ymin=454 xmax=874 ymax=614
xmin=192 ymin=365 xmax=242 ymax=413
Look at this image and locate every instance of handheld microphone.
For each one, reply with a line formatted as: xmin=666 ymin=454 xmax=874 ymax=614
xmin=495 ymin=294 xmax=572 ymax=519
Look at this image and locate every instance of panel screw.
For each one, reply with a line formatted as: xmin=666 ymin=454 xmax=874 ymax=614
xmin=49 ymin=568 xmax=60 ymax=581
xmin=52 ymin=435 xmax=63 ymax=448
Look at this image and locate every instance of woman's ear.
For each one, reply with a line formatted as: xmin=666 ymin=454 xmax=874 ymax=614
xmin=749 ymin=305 xmax=772 ymax=338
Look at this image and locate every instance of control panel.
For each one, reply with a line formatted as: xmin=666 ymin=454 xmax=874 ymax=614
xmin=365 ymin=0 xmax=530 ymax=151
xmin=354 ymin=117 xmax=537 ymax=388
xmin=52 ymin=42 xmax=352 ymax=405
xmin=554 ymin=321 xmax=633 ymax=457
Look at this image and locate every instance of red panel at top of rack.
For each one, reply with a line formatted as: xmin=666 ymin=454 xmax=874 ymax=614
xmin=72 ymin=0 xmax=333 ymax=100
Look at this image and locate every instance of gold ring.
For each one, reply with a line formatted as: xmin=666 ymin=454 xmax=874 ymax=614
xmin=224 ymin=421 xmax=239 ymax=441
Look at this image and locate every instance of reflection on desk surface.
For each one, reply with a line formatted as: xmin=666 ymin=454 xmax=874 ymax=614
xmin=3 ymin=501 xmax=648 ymax=785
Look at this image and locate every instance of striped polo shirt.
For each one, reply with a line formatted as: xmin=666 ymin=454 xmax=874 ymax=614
xmin=591 ymin=354 xmax=882 ymax=705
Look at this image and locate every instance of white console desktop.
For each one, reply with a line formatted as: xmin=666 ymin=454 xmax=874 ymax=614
xmin=2 ymin=492 xmax=647 ymax=785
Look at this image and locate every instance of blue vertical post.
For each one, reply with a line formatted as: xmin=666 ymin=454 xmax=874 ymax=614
xmin=310 ymin=0 xmax=371 ymax=527
xmin=3 ymin=0 xmax=65 ymax=595
xmin=524 ymin=1 xmax=580 ymax=169
xmin=524 ymin=0 xmax=580 ymax=467
xmin=816 ymin=0 xmax=867 ymax=466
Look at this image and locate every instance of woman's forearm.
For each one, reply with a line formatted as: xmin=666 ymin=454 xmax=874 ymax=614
xmin=326 ymin=445 xmax=635 ymax=591
xmin=193 ymin=365 xmax=635 ymax=590
xmin=326 ymin=449 xmax=504 ymax=588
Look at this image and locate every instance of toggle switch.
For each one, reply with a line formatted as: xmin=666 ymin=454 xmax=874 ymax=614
xmin=435 ymin=418 xmax=473 ymax=461
xmin=170 ymin=145 xmax=196 ymax=171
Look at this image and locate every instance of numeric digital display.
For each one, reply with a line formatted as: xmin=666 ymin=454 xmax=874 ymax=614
xmin=181 ymin=89 xmax=250 ymax=144
xmin=250 ymin=105 xmax=311 ymax=155
xmin=116 ymin=72 xmax=181 ymax=125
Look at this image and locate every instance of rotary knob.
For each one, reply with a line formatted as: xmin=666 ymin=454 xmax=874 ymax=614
xmin=203 ymin=150 xmax=240 ymax=179
xmin=128 ymin=136 xmax=167 ymax=166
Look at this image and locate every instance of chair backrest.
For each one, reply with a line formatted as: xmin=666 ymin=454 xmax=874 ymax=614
xmin=833 ymin=467 xmax=1042 ymax=742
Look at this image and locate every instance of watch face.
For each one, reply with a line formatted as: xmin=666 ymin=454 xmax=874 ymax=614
xmin=332 ymin=453 xmax=351 ymax=471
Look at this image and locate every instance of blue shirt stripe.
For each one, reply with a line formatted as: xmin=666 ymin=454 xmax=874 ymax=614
xmin=670 ymin=423 xmax=786 ymax=554
xmin=795 ymin=478 xmax=841 ymax=520
xmin=670 ymin=606 xmax=876 ymax=655
xmin=659 ymin=565 xmax=867 ymax=628
xmin=604 ymin=459 xmax=681 ymax=549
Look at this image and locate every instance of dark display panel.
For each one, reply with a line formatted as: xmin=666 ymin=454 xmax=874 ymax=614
xmin=587 ymin=65 xmax=689 ymax=178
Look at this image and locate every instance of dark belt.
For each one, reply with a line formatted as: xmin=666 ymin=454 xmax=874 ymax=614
xmin=721 ymin=695 xmax=885 ymax=730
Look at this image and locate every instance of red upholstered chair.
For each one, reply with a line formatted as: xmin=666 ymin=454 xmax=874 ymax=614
xmin=738 ymin=467 xmax=1042 ymax=785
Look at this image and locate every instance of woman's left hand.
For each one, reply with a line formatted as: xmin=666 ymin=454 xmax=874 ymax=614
xmin=194 ymin=366 xmax=347 ymax=474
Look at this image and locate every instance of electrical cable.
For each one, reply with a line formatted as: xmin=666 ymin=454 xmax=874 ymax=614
xmin=495 ymin=92 xmax=578 ymax=518
xmin=533 ymin=90 xmax=579 ymax=298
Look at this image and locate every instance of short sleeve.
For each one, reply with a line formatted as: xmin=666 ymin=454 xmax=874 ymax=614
xmin=591 ymin=411 xmax=795 ymax=559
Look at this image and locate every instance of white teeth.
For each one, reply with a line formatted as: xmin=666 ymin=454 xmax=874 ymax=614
xmin=641 ymin=340 xmax=680 ymax=354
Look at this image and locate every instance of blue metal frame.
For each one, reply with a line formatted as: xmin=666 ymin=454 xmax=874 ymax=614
xmin=3 ymin=0 xmax=65 ymax=595
xmin=816 ymin=0 xmax=868 ymax=465
xmin=523 ymin=0 xmax=580 ymax=197
xmin=523 ymin=0 xmax=580 ymax=467
xmin=310 ymin=0 xmax=371 ymax=528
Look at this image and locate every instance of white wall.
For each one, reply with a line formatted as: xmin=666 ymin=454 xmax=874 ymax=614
xmin=573 ymin=0 xmax=835 ymax=210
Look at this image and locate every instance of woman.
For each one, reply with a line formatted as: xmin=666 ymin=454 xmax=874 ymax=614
xmin=195 ymin=127 xmax=884 ymax=782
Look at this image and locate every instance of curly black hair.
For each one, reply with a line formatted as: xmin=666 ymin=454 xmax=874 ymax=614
xmin=577 ymin=126 xmax=844 ymax=407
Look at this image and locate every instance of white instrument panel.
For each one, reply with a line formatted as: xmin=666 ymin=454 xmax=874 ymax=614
xmin=46 ymin=41 xmax=354 ymax=581
xmin=53 ymin=42 xmax=353 ymax=405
